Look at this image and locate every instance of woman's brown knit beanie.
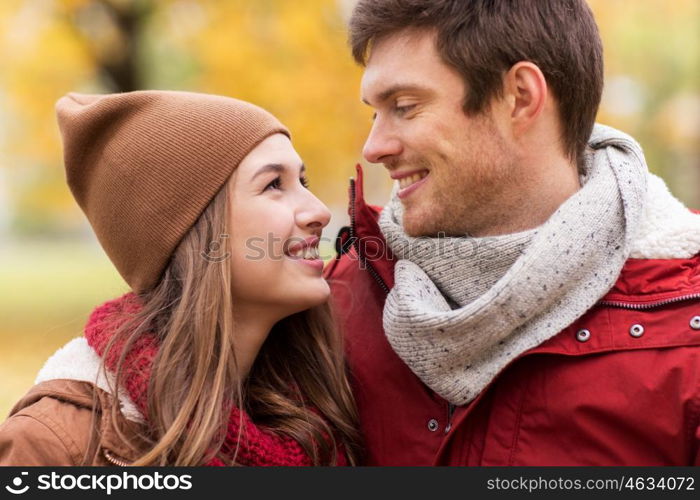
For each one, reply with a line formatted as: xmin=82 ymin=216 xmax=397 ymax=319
xmin=56 ymin=90 xmax=289 ymax=293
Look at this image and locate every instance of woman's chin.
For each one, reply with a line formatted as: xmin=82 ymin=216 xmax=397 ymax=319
xmin=287 ymin=279 xmax=331 ymax=313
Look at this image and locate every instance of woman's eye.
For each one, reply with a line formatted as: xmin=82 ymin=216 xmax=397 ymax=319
xmin=264 ymin=177 xmax=282 ymax=191
xmin=264 ymin=176 xmax=308 ymax=191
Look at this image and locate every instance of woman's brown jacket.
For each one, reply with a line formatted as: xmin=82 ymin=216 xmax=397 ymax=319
xmin=0 ymin=339 xmax=148 ymax=466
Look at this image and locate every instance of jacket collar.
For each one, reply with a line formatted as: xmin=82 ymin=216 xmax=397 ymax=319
xmin=345 ymin=163 xmax=395 ymax=290
xmin=35 ymin=337 xmax=143 ymax=423
xmin=11 ymin=377 xmax=145 ymax=464
xmin=29 ymin=337 xmax=146 ymax=463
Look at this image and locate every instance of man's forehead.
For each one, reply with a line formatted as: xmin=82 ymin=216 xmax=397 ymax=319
xmin=360 ymin=31 xmax=442 ymax=104
xmin=366 ymin=30 xmax=435 ymax=69
xmin=373 ymin=27 xmax=436 ymax=55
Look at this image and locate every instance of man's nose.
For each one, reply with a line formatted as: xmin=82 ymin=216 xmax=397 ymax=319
xmin=362 ymin=119 xmax=402 ymax=164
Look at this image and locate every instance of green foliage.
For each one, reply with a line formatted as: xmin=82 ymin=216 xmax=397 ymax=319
xmin=0 ymin=241 xmax=126 ymax=416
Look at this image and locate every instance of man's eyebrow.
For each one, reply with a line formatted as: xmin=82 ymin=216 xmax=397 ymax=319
xmin=251 ymin=163 xmax=305 ymax=181
xmin=362 ymin=84 xmax=428 ymax=106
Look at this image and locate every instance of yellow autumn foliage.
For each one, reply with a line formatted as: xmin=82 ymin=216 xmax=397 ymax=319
xmin=0 ymin=0 xmax=697 ymax=235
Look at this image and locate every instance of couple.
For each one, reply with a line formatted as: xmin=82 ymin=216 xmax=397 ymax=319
xmin=3 ymin=0 xmax=700 ymax=466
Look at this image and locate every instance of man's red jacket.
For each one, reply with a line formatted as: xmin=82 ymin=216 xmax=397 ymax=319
xmin=325 ymin=165 xmax=700 ymax=465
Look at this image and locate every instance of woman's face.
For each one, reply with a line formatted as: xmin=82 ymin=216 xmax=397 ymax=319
xmin=228 ymin=133 xmax=331 ymax=322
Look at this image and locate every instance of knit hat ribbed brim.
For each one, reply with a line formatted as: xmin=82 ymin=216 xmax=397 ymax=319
xmin=56 ymin=90 xmax=289 ymax=293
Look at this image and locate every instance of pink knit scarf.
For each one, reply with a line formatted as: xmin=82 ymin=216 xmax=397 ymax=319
xmin=84 ymin=293 xmax=345 ymax=466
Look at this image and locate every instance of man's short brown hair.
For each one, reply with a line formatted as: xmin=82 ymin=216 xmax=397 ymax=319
xmin=349 ymin=0 xmax=604 ymax=164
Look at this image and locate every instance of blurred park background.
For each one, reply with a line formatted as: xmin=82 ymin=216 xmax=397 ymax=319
xmin=0 ymin=0 xmax=698 ymax=417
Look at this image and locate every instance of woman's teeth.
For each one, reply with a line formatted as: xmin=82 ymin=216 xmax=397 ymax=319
xmin=288 ymin=246 xmax=320 ymax=260
xmin=398 ymin=171 xmax=428 ymax=190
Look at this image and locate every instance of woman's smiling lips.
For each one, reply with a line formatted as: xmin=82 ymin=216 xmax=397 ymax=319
xmin=284 ymin=236 xmax=324 ymax=272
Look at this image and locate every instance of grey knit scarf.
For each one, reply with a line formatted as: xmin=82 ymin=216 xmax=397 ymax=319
xmin=379 ymin=124 xmax=648 ymax=405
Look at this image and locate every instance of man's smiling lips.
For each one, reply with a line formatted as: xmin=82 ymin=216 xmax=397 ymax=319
xmin=390 ymin=169 xmax=430 ymax=199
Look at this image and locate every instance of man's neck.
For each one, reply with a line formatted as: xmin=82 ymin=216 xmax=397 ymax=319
xmin=474 ymin=156 xmax=582 ymax=237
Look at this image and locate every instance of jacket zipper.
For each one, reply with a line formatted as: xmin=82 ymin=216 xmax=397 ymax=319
xmin=349 ymin=178 xmax=390 ymax=295
xmin=599 ymin=293 xmax=700 ymax=310
xmin=103 ymin=449 xmax=131 ymax=466
xmin=444 ymin=403 xmax=456 ymax=434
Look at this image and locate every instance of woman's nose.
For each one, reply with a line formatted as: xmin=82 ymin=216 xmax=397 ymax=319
xmin=298 ymin=191 xmax=331 ymax=231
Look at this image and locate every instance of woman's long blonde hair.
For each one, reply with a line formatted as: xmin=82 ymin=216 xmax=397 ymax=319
xmin=94 ymin=180 xmax=361 ymax=465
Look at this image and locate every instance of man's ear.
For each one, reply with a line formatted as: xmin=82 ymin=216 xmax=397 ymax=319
xmin=502 ymin=62 xmax=548 ymax=136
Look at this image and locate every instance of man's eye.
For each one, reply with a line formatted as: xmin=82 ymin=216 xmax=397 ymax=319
xmin=264 ymin=177 xmax=282 ymax=191
xmin=395 ymin=104 xmax=416 ymax=116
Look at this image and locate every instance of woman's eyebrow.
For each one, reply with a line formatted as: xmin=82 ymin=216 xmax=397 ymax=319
xmin=251 ymin=163 xmax=305 ymax=181
xmin=251 ymin=163 xmax=284 ymax=181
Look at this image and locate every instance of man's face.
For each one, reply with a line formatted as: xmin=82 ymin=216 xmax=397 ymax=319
xmin=361 ymin=29 xmax=516 ymax=237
